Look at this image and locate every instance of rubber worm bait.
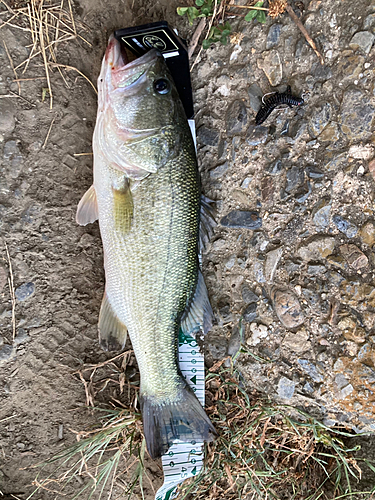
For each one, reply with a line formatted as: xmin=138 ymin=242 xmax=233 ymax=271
xmin=255 ymin=85 xmax=304 ymax=125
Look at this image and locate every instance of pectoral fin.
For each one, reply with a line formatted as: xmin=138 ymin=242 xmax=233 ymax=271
xmin=112 ymin=177 xmax=134 ymax=233
xmin=98 ymin=292 xmax=128 ymax=351
xmin=181 ymin=270 xmax=213 ymax=335
xmin=76 ymin=185 xmax=99 ymax=226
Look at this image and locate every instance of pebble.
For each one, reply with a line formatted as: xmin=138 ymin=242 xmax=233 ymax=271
xmin=247 ymin=323 xmax=268 ymax=346
xmin=332 ymin=215 xmax=358 ymax=238
xmin=242 ymin=286 xmax=259 ymax=304
xmin=209 ymin=162 xmax=228 ymax=180
xmin=15 ymin=282 xmax=35 ymax=302
xmin=285 ymin=167 xmax=304 ymax=193
xmin=364 ymin=13 xmax=375 ymax=29
xmin=270 ymin=286 xmax=305 ymax=330
xmin=319 ymin=121 xmax=340 ymax=143
xmin=266 ymin=24 xmax=281 ymax=50
xmin=0 ymin=101 xmax=15 ymax=135
xmin=308 ymin=102 xmax=331 ymax=138
xmin=277 ymin=377 xmax=296 ymax=399
xmin=226 ymin=100 xmax=248 ymax=136
xmin=297 ymin=236 xmax=335 ymax=261
xmin=13 ymin=329 xmax=31 ymax=345
xmin=0 ymin=345 xmax=15 ymax=364
xmin=283 ymin=329 xmax=311 ymax=354
xmin=357 ymin=343 xmax=371 ymax=362
xmin=0 ymin=266 xmax=7 ymax=293
xmin=324 ymin=153 xmax=347 ymax=172
xmin=348 ymin=144 xmax=374 ymax=160
xmin=247 ymin=83 xmax=263 ymax=112
xmin=297 ymin=359 xmax=323 ymax=383
xmin=340 ymin=384 xmax=354 ymax=399
xmin=3 ymin=140 xmax=20 ymax=159
xmin=246 ymin=125 xmax=268 ymax=145
xmin=266 ymin=159 xmax=283 ymax=175
xmin=312 ymin=198 xmax=331 ymax=230
xmin=253 ymin=260 xmax=266 ymax=283
xmin=340 ymin=243 xmax=368 ymax=270
xmin=349 ymin=31 xmax=375 ymax=55
xmin=224 ymin=255 xmax=236 ymax=270
xmin=340 ymin=89 xmax=375 ymax=140
xmin=257 ymin=50 xmax=282 ymax=86
xmin=307 ymin=264 xmax=326 ymax=275
xmin=264 ymin=247 xmax=283 ymax=281
xmin=241 ymin=177 xmax=252 ymax=189
xmin=243 ymin=303 xmax=257 ymax=322
xmin=359 ymin=221 xmax=375 ymax=246
xmin=197 ymin=126 xmax=220 ymax=146
xmin=220 ymin=210 xmax=262 ymax=229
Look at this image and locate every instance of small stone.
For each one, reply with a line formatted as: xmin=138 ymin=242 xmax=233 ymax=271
xmin=209 ymin=162 xmax=228 ymax=180
xmin=15 ymin=282 xmax=35 ymax=302
xmin=224 ymin=255 xmax=236 ymax=270
xmin=297 ymin=359 xmax=324 ymax=383
xmin=264 ymin=247 xmax=283 ymax=281
xmin=285 ymin=167 xmax=304 ymax=193
xmin=333 ymin=358 xmax=345 ymax=371
xmin=319 ymin=121 xmax=340 ymax=142
xmin=243 ymin=303 xmax=257 ymax=322
xmin=0 ymin=101 xmax=16 ymax=135
xmin=348 ymin=144 xmax=374 ymax=160
xmin=357 ymin=343 xmax=371 ymax=362
xmin=335 ymin=373 xmax=349 ymax=390
xmin=241 ymin=177 xmax=252 ymax=189
xmin=303 ymin=382 xmax=314 ymax=394
xmin=332 ymin=215 xmax=358 ymax=238
xmin=307 ymin=264 xmax=326 ymax=275
xmin=306 ymin=166 xmax=324 ymax=179
xmin=266 ymin=159 xmax=283 ymax=175
xmin=359 ymin=221 xmax=375 ymax=246
xmin=221 ymin=210 xmax=262 ymax=229
xmin=270 ymin=286 xmax=305 ymax=330
xmin=242 ymin=286 xmax=259 ymax=304
xmin=308 ymin=103 xmax=331 ymax=138
xmin=261 ymin=176 xmax=274 ymax=204
xmin=3 ymin=140 xmax=20 ymax=159
xmin=337 ymin=317 xmax=366 ymax=343
xmin=277 ymin=377 xmax=296 ymax=399
xmin=257 ymin=50 xmax=283 ymax=86
xmin=247 ymin=83 xmax=263 ymax=112
xmin=324 ymin=153 xmax=348 ymax=172
xmin=13 ymin=329 xmax=31 ymax=345
xmin=364 ymin=14 xmax=375 ymax=29
xmin=197 ymin=126 xmax=220 ymax=146
xmin=266 ymin=24 xmax=281 ymax=49
xmin=340 ymin=243 xmax=368 ymax=270
xmin=312 ymin=198 xmax=331 ymax=230
xmin=340 ymin=384 xmax=354 ymax=399
xmin=226 ymin=100 xmax=248 ymax=136
xmin=247 ymin=323 xmax=268 ymax=346
xmin=337 ymin=54 xmax=365 ymax=81
xmin=283 ymin=329 xmax=311 ymax=353
xmin=0 ymin=345 xmax=15 ymax=364
xmin=349 ymin=31 xmax=375 ymax=55
xmin=340 ymin=89 xmax=375 ymax=140
xmin=246 ymin=125 xmax=268 ymax=145
xmin=297 ymin=236 xmax=335 ymax=261
xmin=253 ymin=260 xmax=266 ymax=283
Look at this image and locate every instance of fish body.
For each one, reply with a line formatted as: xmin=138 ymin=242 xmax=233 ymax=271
xmin=76 ymin=36 xmax=216 ymax=458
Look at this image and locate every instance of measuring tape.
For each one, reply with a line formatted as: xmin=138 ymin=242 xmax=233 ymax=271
xmin=155 ymin=329 xmax=205 ymax=500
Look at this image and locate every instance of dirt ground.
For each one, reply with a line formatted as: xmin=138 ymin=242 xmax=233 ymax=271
xmin=1 ymin=0 xmax=375 ymax=498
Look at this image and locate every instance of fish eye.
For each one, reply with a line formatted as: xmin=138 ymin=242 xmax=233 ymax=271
xmin=153 ymin=78 xmax=170 ymax=95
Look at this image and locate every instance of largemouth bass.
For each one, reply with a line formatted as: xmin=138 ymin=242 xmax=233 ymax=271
xmin=76 ymin=35 xmax=216 ymax=459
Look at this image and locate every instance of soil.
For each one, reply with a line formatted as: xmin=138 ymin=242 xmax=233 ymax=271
xmin=1 ymin=0 xmax=375 ymax=498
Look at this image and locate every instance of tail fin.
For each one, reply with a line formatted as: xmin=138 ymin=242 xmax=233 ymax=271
xmin=140 ymin=380 xmax=216 ymax=459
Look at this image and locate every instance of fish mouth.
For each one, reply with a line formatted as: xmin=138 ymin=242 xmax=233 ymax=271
xmin=106 ymin=34 xmax=159 ymax=73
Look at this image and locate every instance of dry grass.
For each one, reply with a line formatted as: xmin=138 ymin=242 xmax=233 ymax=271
xmin=0 ymin=0 xmax=94 ymax=107
xmin=27 ymin=343 xmax=375 ymax=500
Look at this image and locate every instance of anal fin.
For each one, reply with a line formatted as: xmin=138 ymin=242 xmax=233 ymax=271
xmin=181 ymin=270 xmax=213 ymax=335
xmin=76 ymin=185 xmax=99 ymax=226
xmin=98 ymin=292 xmax=128 ymax=351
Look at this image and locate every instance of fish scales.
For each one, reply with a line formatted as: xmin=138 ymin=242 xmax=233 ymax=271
xmin=76 ymin=35 xmax=216 ymax=458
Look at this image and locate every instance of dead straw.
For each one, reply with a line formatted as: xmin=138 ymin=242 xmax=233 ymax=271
xmin=3 ymin=40 xmax=21 ymax=94
xmin=42 ymin=114 xmax=56 ymax=148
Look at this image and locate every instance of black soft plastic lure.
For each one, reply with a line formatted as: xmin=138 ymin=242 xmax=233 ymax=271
xmin=255 ymin=85 xmax=304 ymax=125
